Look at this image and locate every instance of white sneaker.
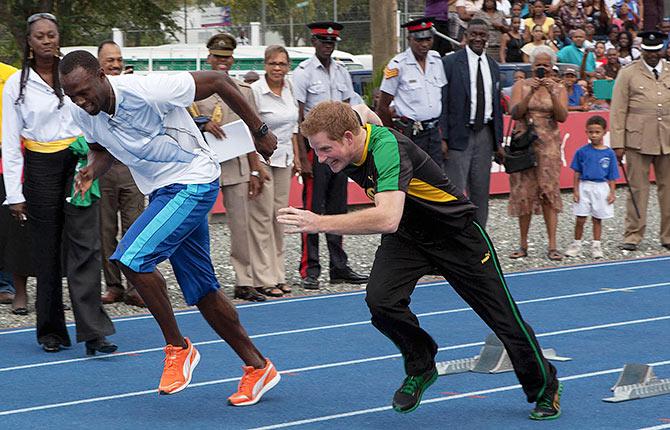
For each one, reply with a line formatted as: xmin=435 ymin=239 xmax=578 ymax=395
xmin=592 ymin=243 xmax=604 ymax=259
xmin=564 ymin=241 xmax=582 ymax=257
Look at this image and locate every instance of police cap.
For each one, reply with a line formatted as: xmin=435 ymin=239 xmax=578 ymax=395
xmin=307 ymin=21 xmax=343 ymax=42
xmin=207 ymin=33 xmax=236 ymax=56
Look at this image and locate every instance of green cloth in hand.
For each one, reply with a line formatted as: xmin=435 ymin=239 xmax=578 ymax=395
xmin=68 ymin=136 xmax=101 ymax=207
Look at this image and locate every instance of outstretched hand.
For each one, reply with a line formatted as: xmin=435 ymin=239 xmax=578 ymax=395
xmin=73 ymin=166 xmax=94 ymax=199
xmin=277 ymin=206 xmax=321 ymax=234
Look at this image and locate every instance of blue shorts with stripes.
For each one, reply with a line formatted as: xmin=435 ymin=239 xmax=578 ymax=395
xmin=110 ymin=180 xmax=220 ymax=305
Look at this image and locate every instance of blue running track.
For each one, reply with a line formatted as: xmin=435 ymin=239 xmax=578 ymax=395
xmin=1 ymin=256 xmax=670 ymax=429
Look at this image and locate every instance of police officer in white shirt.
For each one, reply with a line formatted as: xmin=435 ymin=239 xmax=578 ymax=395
xmin=292 ymin=21 xmax=368 ymax=289
xmin=376 ymin=18 xmax=447 ymax=167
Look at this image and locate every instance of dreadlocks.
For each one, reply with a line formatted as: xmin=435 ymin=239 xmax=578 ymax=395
xmin=15 ymin=15 xmax=64 ymax=109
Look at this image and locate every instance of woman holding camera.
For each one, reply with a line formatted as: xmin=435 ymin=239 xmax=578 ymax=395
xmin=508 ymin=46 xmax=568 ymax=261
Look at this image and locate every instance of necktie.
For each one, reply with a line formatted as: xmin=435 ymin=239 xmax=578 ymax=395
xmin=654 ymin=68 xmax=659 ymax=80
xmin=474 ymin=57 xmax=485 ymax=132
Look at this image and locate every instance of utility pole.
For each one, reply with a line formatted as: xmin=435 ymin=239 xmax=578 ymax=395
xmin=183 ymin=0 xmax=188 ymax=44
xmin=334 ymin=0 xmax=337 ymax=21
xmin=370 ymin=0 xmax=397 ymax=73
xmin=261 ymin=0 xmax=267 ymax=45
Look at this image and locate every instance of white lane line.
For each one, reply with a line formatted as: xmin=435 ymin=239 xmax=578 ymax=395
xmin=637 ymin=425 xmax=670 ymax=430
xmin=2 ymin=282 xmax=669 ymax=373
xmin=249 ymin=359 xmax=670 ymax=430
xmin=3 ymin=255 xmax=668 ymax=335
xmin=1 ymin=316 xmax=669 ymax=416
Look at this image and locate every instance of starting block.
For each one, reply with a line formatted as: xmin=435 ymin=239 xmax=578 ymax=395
xmin=436 ymin=333 xmax=571 ymax=376
xmin=602 ymin=363 xmax=670 ymax=403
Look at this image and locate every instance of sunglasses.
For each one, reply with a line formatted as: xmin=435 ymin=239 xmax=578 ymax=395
xmin=27 ymin=12 xmax=57 ymax=24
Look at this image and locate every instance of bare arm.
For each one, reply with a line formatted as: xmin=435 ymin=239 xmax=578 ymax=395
xmin=500 ymin=34 xmax=509 ymax=63
xmin=296 ymin=101 xmax=313 ymax=176
xmin=291 ymin=133 xmax=302 ymax=175
xmin=549 ymin=83 xmax=569 ymax=122
xmin=73 ymin=143 xmax=115 ymax=199
xmin=190 ymin=71 xmax=277 ymax=159
xmin=510 ymin=79 xmax=536 ymax=119
xmin=375 ymin=91 xmax=396 ymax=127
xmin=352 ymin=104 xmax=383 ymax=126
xmin=277 ymin=190 xmax=406 ymax=235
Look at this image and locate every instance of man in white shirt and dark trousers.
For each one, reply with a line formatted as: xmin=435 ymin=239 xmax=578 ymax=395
xmin=440 ymin=19 xmax=504 ymax=228
xmin=376 ymin=18 xmax=447 ymax=168
xmin=292 ymin=21 xmax=368 ymax=289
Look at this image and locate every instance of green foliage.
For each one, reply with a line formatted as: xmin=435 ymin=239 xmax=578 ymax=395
xmin=213 ymin=0 xmax=371 ymax=53
xmin=0 ymin=0 xmax=189 ymax=63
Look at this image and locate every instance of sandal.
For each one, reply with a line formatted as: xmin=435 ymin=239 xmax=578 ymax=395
xmin=276 ymin=283 xmax=292 ymax=294
xmin=11 ymin=307 xmax=29 ymax=316
xmin=233 ymin=286 xmax=266 ymax=302
xmin=256 ymin=286 xmax=284 ymax=297
xmin=509 ymin=247 xmax=528 ymax=259
xmin=547 ymin=249 xmax=563 ymax=261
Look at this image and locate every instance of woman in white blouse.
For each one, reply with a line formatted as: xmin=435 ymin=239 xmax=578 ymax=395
xmin=249 ymin=45 xmax=301 ymax=297
xmin=2 ymin=13 xmax=115 ymax=353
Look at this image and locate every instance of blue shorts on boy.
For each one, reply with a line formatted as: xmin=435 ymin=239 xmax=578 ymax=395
xmin=110 ymin=180 xmax=220 ymax=305
xmin=570 ymin=143 xmax=619 ymax=219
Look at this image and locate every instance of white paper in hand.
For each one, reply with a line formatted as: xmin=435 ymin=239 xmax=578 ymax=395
xmin=203 ymin=119 xmax=255 ymax=163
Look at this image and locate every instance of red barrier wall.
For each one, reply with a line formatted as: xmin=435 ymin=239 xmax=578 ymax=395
xmin=212 ymin=111 xmax=650 ymax=213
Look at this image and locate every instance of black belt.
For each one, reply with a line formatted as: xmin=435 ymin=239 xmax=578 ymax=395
xmin=393 ymin=117 xmax=440 ymax=136
xmin=418 ymin=118 xmax=440 ymax=129
xmin=466 ymin=119 xmax=493 ymax=129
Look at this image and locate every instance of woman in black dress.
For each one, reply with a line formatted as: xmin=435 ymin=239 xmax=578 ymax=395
xmin=501 ymin=16 xmax=525 ymax=63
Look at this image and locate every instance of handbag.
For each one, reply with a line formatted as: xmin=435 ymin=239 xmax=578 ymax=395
xmin=503 ymin=117 xmax=538 ymax=174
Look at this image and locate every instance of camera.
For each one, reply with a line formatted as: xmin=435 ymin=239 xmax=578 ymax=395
xmin=536 ymin=67 xmax=545 ymax=79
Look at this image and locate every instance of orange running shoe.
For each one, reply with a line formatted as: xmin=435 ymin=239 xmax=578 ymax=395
xmin=228 ymin=359 xmax=281 ymax=406
xmin=158 ymin=337 xmax=200 ymax=395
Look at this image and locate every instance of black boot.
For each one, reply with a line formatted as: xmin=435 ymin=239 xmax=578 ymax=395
xmin=329 ymin=267 xmax=368 ymax=284
xmin=85 ymin=337 xmax=118 ymax=356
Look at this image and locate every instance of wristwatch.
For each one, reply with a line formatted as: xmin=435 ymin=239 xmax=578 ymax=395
xmin=252 ymin=122 xmax=269 ymax=138
xmin=250 ymin=170 xmax=261 ymax=178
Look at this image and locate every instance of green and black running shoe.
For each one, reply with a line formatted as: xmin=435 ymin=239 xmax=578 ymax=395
xmin=392 ymin=367 xmax=438 ymax=414
xmin=529 ymin=381 xmax=563 ymax=420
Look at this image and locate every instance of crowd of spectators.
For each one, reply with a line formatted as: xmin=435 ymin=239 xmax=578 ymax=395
xmin=440 ymin=0 xmax=670 ymax=112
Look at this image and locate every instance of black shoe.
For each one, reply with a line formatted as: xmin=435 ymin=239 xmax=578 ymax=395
xmin=662 ymin=243 xmax=670 ymax=250
xmin=330 ymin=267 xmax=369 ymax=285
xmin=233 ymin=286 xmax=266 ymax=302
xmin=85 ymin=337 xmax=118 ymax=356
xmin=392 ymin=367 xmax=438 ymax=414
xmin=302 ymin=276 xmax=321 ymax=290
xmin=529 ymin=381 xmax=563 ymax=420
xmin=42 ymin=338 xmax=62 ymax=353
xmin=620 ymin=243 xmax=638 ymax=251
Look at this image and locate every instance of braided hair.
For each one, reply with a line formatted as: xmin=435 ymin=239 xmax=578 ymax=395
xmin=15 ymin=15 xmax=64 ymax=109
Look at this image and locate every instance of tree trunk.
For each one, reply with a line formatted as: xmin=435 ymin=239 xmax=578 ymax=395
xmin=369 ymin=0 xmax=397 ymax=74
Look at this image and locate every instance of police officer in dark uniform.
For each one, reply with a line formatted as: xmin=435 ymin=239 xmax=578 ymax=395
xmin=376 ymin=18 xmax=447 ymax=167
xmin=292 ymin=22 xmax=368 ymax=289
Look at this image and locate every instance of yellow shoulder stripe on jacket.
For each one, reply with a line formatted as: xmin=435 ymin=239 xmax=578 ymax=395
xmin=384 ymin=67 xmax=399 ymax=79
xmin=407 ymin=179 xmax=457 ymax=203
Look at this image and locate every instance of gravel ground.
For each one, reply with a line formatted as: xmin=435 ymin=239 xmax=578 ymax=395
xmin=1 ymin=185 xmax=667 ymax=330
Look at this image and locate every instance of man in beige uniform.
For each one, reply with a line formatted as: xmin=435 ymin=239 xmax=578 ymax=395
xmin=189 ymin=33 xmax=268 ymax=302
xmin=611 ymin=31 xmax=670 ymax=251
xmin=97 ymin=40 xmax=146 ymax=307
